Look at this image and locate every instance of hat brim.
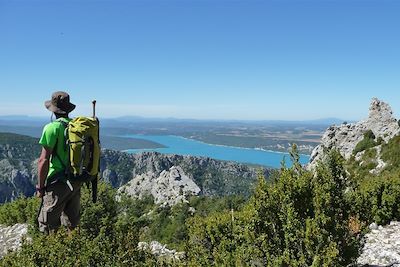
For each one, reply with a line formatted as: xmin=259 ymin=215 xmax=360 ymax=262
xmin=45 ymin=100 xmax=76 ymax=114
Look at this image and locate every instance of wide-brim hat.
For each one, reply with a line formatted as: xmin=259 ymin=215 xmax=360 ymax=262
xmin=45 ymin=91 xmax=76 ymax=114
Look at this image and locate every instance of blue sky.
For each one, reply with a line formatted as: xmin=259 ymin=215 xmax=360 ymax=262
xmin=0 ymin=0 xmax=399 ymax=120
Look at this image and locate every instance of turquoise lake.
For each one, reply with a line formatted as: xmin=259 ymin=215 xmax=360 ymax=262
xmin=124 ymin=135 xmax=310 ymax=168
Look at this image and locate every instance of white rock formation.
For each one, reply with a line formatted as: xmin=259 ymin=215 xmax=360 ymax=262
xmin=138 ymin=241 xmax=185 ymax=260
xmin=309 ymin=98 xmax=400 ymax=169
xmin=118 ymin=166 xmax=201 ymax=206
xmin=358 ymin=221 xmax=400 ymax=267
xmin=0 ymin=223 xmax=28 ymax=259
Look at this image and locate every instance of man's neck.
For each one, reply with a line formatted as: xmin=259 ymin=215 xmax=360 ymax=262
xmin=55 ymin=114 xmax=69 ymax=119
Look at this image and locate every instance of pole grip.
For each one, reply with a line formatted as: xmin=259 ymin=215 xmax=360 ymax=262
xmin=92 ymin=100 xmax=96 ymax=118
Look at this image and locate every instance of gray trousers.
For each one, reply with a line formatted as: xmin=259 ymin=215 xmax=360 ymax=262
xmin=37 ymin=180 xmax=82 ymax=233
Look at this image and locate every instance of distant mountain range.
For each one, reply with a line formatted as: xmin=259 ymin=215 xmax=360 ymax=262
xmin=0 ymin=115 xmax=335 ymax=154
xmin=0 ymin=115 xmax=351 ymax=127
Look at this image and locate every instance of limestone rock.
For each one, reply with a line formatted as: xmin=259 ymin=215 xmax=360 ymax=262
xmin=118 ymin=166 xmax=201 ymax=206
xmin=138 ymin=241 xmax=185 ymax=260
xmin=0 ymin=223 xmax=29 ymax=259
xmin=102 ymin=169 xmax=119 ymax=185
xmin=357 ymin=221 xmax=400 ymax=267
xmin=10 ymin=170 xmax=32 ymax=192
xmin=369 ymin=222 xmax=379 ymax=230
xmin=309 ymin=98 xmax=400 ymax=169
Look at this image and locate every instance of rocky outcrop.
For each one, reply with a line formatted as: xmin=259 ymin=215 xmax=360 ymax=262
xmin=138 ymin=241 xmax=185 ymax=260
xmin=357 ymin=222 xmax=400 ymax=267
xmin=102 ymin=150 xmax=268 ymax=197
xmin=118 ymin=166 xmax=201 ymax=206
xmin=0 ymin=223 xmax=28 ymax=259
xmin=309 ymin=98 xmax=400 ymax=169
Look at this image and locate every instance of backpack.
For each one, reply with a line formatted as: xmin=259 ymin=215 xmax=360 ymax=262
xmin=56 ymin=116 xmax=101 ymax=203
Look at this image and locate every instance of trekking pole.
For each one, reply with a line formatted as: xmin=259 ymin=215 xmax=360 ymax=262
xmin=92 ymin=100 xmax=98 ymax=203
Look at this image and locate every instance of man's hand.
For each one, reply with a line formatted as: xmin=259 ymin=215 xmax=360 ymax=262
xmin=36 ymin=184 xmax=45 ymax=198
xmin=36 ymin=190 xmax=45 ymax=198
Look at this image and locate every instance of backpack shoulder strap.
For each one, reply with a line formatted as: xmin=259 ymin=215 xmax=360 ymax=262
xmin=52 ymin=119 xmax=70 ymax=172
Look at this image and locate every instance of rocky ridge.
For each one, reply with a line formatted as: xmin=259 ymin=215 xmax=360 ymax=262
xmin=118 ymin=166 xmax=201 ymax=206
xmin=102 ymin=150 xmax=267 ymax=197
xmin=309 ymin=98 xmax=400 ymax=169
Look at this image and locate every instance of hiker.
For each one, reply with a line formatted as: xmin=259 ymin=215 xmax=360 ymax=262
xmin=36 ymin=91 xmax=82 ymax=234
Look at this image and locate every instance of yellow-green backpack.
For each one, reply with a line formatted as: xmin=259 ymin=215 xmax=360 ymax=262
xmin=58 ymin=116 xmax=100 ymax=202
xmin=67 ymin=117 xmax=100 ymax=180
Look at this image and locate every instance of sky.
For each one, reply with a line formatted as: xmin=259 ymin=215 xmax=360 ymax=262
xmin=0 ymin=0 xmax=399 ymax=121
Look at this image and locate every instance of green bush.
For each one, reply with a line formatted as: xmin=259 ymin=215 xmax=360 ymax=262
xmin=350 ymin=173 xmax=400 ymax=225
xmin=185 ymin=148 xmax=361 ymax=266
xmin=381 ymin=135 xmax=400 ymax=171
xmin=1 ymin=226 xmax=158 ymax=267
xmin=0 ymin=182 xmax=159 ymax=266
xmin=353 ymin=130 xmax=377 ymax=155
xmin=0 ymin=196 xmax=40 ymax=226
xmin=346 ymin=134 xmax=400 ymax=225
xmin=141 ymin=195 xmax=247 ymax=251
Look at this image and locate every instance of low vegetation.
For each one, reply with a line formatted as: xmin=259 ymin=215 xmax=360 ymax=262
xmin=186 ymin=149 xmax=360 ymax=266
xmin=0 ymin=196 xmax=40 ymax=226
xmin=353 ymin=130 xmax=380 ymax=155
xmin=347 ymin=134 xmax=400 ymax=225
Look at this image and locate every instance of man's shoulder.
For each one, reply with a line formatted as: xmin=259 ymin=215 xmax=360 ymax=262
xmin=43 ymin=118 xmax=71 ymax=131
xmin=42 ymin=121 xmax=68 ymax=138
xmin=43 ymin=121 xmax=62 ymax=132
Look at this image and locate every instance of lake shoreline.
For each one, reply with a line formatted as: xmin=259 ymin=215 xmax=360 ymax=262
xmin=122 ymin=134 xmax=310 ymax=168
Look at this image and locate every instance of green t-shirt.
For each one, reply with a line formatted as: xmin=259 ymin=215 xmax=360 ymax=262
xmin=39 ymin=118 xmax=71 ymax=183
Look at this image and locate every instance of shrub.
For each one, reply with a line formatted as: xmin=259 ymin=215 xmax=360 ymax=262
xmin=185 ymin=148 xmax=361 ymax=266
xmin=353 ymin=130 xmax=377 ymax=155
xmin=0 ymin=196 xmax=40 ymax=227
xmin=381 ymin=135 xmax=400 ymax=171
xmin=349 ymin=173 xmax=400 ymax=225
xmin=0 ymin=182 xmax=159 ymax=266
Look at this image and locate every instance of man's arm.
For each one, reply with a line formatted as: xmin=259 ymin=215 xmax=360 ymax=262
xmin=37 ymin=146 xmax=52 ymax=197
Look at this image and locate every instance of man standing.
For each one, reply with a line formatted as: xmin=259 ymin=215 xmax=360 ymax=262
xmin=37 ymin=91 xmax=81 ymax=233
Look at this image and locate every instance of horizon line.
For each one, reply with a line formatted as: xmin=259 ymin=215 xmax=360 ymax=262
xmin=0 ymin=114 xmax=356 ymax=123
